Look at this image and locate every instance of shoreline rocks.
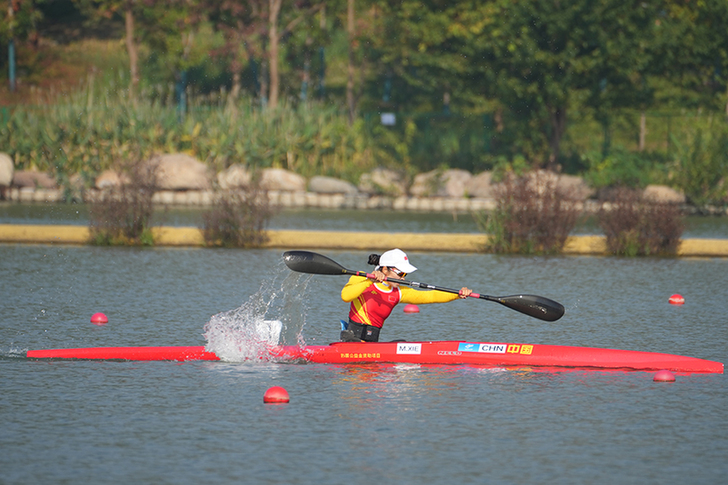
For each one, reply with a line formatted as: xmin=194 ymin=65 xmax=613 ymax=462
xmin=1 ymin=152 xmax=724 ymax=214
xmin=9 ymin=186 xmax=718 ymax=214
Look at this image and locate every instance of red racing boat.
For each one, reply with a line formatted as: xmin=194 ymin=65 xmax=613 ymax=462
xmin=26 ymin=340 xmax=724 ymax=373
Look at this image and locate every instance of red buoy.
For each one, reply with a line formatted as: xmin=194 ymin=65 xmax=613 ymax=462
xmin=90 ymin=312 xmax=108 ymax=325
xmin=653 ymin=370 xmax=676 ymax=382
xmin=403 ymin=304 xmax=420 ymax=314
xmin=263 ymin=386 xmax=290 ymax=403
xmin=668 ymin=294 xmax=685 ymax=305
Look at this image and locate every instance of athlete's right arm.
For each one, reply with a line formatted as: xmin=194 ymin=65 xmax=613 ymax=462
xmin=341 ymin=275 xmax=372 ymax=302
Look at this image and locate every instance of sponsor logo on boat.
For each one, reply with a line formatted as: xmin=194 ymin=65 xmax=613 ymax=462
xmin=458 ymin=342 xmax=507 ymax=354
xmin=506 ymin=344 xmax=534 ymax=355
xmin=397 ymin=343 xmax=422 ymax=355
xmin=342 ymin=353 xmax=381 ymax=359
xmin=437 ymin=351 xmax=462 ymax=356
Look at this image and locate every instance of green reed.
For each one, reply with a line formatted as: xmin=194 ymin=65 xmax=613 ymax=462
xmin=1 ymin=81 xmax=375 ymax=192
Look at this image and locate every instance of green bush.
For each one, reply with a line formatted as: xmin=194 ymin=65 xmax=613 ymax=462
xmin=671 ymin=125 xmax=728 ymax=207
xmin=582 ymin=147 xmax=664 ymax=190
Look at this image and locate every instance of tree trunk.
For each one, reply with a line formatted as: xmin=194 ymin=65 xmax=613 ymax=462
xmin=268 ymin=0 xmax=282 ymax=109
xmin=125 ymin=6 xmax=139 ymax=103
xmin=7 ymin=3 xmax=16 ymax=92
xmin=318 ymin=5 xmax=326 ymax=98
xmin=301 ymin=40 xmax=311 ymax=101
xmin=230 ymin=71 xmax=241 ymax=102
xmin=639 ymin=111 xmax=646 ymax=152
xmin=494 ymin=106 xmax=504 ymax=133
xmin=260 ymin=57 xmax=269 ymax=109
xmin=346 ymin=0 xmax=356 ymax=125
xmin=547 ymin=106 xmax=567 ymax=169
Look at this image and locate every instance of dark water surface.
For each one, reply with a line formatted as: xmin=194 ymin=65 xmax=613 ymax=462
xmin=1 ymin=246 xmax=726 ymax=484
xmin=2 ymin=202 xmax=727 ymax=237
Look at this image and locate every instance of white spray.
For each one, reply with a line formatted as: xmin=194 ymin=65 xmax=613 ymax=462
xmin=203 ymin=268 xmax=312 ymax=362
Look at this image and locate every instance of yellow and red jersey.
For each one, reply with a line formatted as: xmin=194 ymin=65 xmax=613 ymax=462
xmin=341 ymin=275 xmax=459 ymax=328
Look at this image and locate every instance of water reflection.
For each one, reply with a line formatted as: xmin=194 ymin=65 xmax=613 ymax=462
xmin=2 ymin=203 xmax=727 ymax=238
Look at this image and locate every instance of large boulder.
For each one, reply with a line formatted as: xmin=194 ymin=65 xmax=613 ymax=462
xmin=12 ymin=170 xmax=58 ymax=189
xmin=410 ymin=169 xmax=472 ymax=197
xmin=523 ymin=169 xmax=559 ymax=194
xmin=95 ymin=170 xmax=130 ymax=189
xmin=308 ymin=175 xmax=358 ymax=195
xmin=358 ymin=168 xmax=407 ymax=196
xmin=217 ymin=164 xmax=252 ymax=189
xmin=0 ymin=153 xmax=13 ymax=187
xmin=643 ymin=184 xmax=686 ymax=204
xmin=556 ymin=174 xmax=594 ymax=200
xmin=260 ymin=168 xmax=306 ymax=191
xmin=508 ymin=170 xmax=592 ymax=200
xmin=464 ymin=171 xmax=494 ymax=198
xmin=151 ymin=153 xmax=211 ymax=190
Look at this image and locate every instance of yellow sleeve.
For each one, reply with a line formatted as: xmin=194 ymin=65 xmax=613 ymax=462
xmin=399 ymin=286 xmax=460 ymax=304
xmin=341 ymin=275 xmax=374 ymax=302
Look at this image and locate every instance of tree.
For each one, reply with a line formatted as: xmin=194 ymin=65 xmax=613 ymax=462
xmin=75 ymin=0 xmax=208 ymax=103
xmin=74 ymin=0 xmax=148 ymax=99
xmin=203 ymin=0 xmax=323 ymax=109
xmin=205 ymin=1 xmax=265 ymax=102
xmin=362 ymin=0 xmax=473 ymax=112
xmin=267 ymin=0 xmax=323 ymax=109
xmin=363 ymin=0 xmax=673 ymax=167
xmin=657 ymin=0 xmax=728 ymax=114
xmin=2 ymin=0 xmax=44 ymax=92
xmin=474 ymin=0 xmax=664 ymax=167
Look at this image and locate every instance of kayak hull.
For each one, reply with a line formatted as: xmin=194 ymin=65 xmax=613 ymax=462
xmin=27 ymin=340 xmax=723 ymax=373
xmin=26 ymin=346 xmax=220 ymax=362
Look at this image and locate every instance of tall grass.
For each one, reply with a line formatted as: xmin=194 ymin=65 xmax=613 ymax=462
xmin=1 ymin=80 xmax=376 ymax=191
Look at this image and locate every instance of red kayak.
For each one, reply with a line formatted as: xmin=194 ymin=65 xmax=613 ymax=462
xmin=26 ymin=340 xmax=723 ymax=373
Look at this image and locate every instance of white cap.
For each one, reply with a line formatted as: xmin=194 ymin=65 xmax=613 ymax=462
xmin=378 ymin=248 xmax=417 ymax=273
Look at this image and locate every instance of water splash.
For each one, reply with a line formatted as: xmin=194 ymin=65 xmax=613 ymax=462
xmin=203 ymin=266 xmax=312 ymax=362
xmin=1 ymin=347 xmax=29 ymax=360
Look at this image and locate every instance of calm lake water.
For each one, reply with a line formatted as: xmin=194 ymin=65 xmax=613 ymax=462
xmin=1 ymin=202 xmax=728 ymax=237
xmin=1 ymin=244 xmax=726 ymax=484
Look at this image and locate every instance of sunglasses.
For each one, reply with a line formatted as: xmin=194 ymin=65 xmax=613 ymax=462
xmin=389 ymin=268 xmax=407 ymax=278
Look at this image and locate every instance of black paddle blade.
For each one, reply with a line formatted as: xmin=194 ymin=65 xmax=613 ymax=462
xmin=283 ymin=250 xmax=349 ymax=275
xmin=492 ymin=294 xmax=565 ymax=322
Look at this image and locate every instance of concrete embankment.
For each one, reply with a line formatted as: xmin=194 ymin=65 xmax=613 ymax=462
xmin=1 ymin=224 xmax=727 ymax=257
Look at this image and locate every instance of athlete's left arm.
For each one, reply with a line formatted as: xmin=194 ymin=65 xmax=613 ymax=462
xmin=399 ymin=287 xmax=460 ymax=304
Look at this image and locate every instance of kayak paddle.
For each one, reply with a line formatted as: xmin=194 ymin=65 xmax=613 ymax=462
xmin=282 ymin=250 xmax=565 ymax=322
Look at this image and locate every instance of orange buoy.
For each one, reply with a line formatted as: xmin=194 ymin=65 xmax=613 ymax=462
xmin=403 ymin=304 xmax=420 ymax=314
xmin=263 ymin=386 xmax=290 ymax=403
xmin=90 ymin=312 xmax=108 ymax=325
xmin=653 ymin=370 xmax=676 ymax=382
xmin=668 ymin=294 xmax=685 ymax=305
